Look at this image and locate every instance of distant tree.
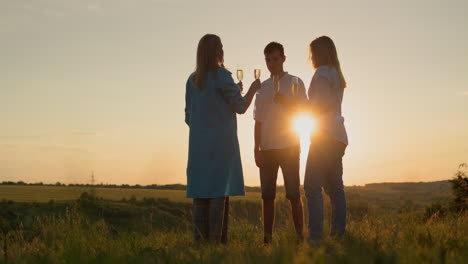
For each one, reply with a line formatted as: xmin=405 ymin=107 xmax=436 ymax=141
xmin=425 ymin=162 xmax=468 ymax=222
xmin=449 ymin=163 xmax=468 ymax=211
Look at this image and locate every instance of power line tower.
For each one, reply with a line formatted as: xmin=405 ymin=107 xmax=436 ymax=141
xmin=90 ymin=171 xmax=96 ymax=197
xmin=91 ymin=171 xmax=95 ymax=185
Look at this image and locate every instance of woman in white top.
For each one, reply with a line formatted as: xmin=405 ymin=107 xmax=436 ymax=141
xmin=304 ymin=36 xmax=348 ymax=244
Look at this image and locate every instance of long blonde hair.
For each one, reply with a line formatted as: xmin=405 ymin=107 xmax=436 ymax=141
xmin=310 ymin=36 xmax=347 ymax=89
xmin=193 ymin=34 xmax=223 ymax=89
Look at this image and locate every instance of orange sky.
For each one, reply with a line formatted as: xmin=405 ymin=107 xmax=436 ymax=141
xmin=1 ymin=0 xmax=467 ymax=186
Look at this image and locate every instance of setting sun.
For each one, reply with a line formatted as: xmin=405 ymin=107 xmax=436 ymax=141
xmin=292 ymin=113 xmax=316 ymax=149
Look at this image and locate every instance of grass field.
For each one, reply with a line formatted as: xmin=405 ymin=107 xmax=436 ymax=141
xmin=0 ymin=185 xmax=261 ymax=203
xmin=0 ymin=181 xmax=451 ymax=205
xmin=0 ymin=181 xmax=466 ymax=263
xmin=2 ymin=209 xmax=467 ymax=264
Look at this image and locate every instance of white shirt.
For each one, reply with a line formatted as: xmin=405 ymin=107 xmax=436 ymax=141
xmin=254 ymin=73 xmax=308 ymax=151
xmin=308 ymin=66 xmax=348 ymax=145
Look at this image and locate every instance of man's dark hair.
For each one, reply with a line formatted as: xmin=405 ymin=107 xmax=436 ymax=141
xmin=264 ymin=42 xmax=284 ymax=56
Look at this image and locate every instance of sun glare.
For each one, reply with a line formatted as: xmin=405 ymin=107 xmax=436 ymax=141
xmin=293 ymin=113 xmax=316 ymax=149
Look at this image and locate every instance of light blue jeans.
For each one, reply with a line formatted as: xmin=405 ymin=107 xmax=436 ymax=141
xmin=304 ymin=133 xmax=347 ymax=241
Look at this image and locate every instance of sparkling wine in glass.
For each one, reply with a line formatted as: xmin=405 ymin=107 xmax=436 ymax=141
xmin=237 ymin=69 xmax=244 ymax=94
xmin=254 ymin=69 xmax=261 ymax=80
xmin=237 ymin=69 xmax=243 ymax=82
xmin=291 ymin=76 xmax=299 ymax=96
xmin=273 ymin=75 xmax=280 ymax=93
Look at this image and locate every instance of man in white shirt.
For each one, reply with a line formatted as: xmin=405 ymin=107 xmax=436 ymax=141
xmin=253 ymin=42 xmax=308 ymax=244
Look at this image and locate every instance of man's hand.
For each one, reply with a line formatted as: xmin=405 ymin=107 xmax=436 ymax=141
xmin=254 ymin=149 xmax=264 ymax=168
xmin=273 ymin=92 xmax=288 ymax=105
xmin=274 ymin=93 xmax=301 ymax=110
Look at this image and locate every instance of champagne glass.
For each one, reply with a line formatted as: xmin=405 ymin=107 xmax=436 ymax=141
xmin=237 ymin=69 xmax=243 ymax=82
xmin=272 ymin=75 xmax=280 ymax=94
xmin=254 ymin=69 xmax=261 ymax=80
xmin=291 ymin=76 xmax=299 ymax=96
xmin=236 ymin=69 xmax=243 ymax=94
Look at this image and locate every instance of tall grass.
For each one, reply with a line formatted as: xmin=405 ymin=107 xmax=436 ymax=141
xmin=1 ymin=197 xmax=467 ymax=264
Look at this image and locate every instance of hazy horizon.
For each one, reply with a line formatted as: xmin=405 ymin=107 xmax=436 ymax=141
xmin=2 ymin=0 xmax=468 ymax=186
xmin=0 ymin=177 xmax=453 ymax=187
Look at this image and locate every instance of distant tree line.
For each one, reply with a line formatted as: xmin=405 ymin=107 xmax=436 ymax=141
xmin=0 ymin=181 xmax=262 ymax=192
xmin=0 ymin=181 xmax=186 ymax=190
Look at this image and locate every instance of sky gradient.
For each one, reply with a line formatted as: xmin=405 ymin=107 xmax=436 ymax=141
xmin=1 ymin=0 xmax=467 ymax=186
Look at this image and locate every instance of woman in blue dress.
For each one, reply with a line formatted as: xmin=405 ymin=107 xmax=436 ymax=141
xmin=185 ymin=34 xmax=260 ymax=243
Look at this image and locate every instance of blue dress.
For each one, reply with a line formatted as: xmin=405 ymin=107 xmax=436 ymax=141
xmin=185 ymin=67 xmax=247 ymax=198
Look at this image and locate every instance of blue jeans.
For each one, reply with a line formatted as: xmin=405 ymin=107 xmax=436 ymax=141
xmin=304 ymin=133 xmax=347 ymax=240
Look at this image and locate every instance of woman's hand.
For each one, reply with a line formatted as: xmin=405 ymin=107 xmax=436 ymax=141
xmin=248 ymin=79 xmax=261 ymax=93
xmin=237 ymin=81 xmax=243 ymax=93
xmin=237 ymin=79 xmax=261 ymax=114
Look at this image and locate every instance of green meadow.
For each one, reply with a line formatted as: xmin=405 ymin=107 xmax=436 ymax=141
xmin=0 ymin=185 xmax=261 ymax=203
xmin=0 ymin=180 xmax=466 ymax=263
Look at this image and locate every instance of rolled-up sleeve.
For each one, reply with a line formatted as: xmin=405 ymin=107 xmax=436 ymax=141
xmin=219 ymin=70 xmax=247 ymax=114
xmin=308 ymin=70 xmax=334 ymax=113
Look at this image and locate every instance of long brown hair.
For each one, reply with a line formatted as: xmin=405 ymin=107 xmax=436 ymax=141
xmin=310 ymin=36 xmax=347 ymax=89
xmin=193 ymin=34 xmax=223 ymax=89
